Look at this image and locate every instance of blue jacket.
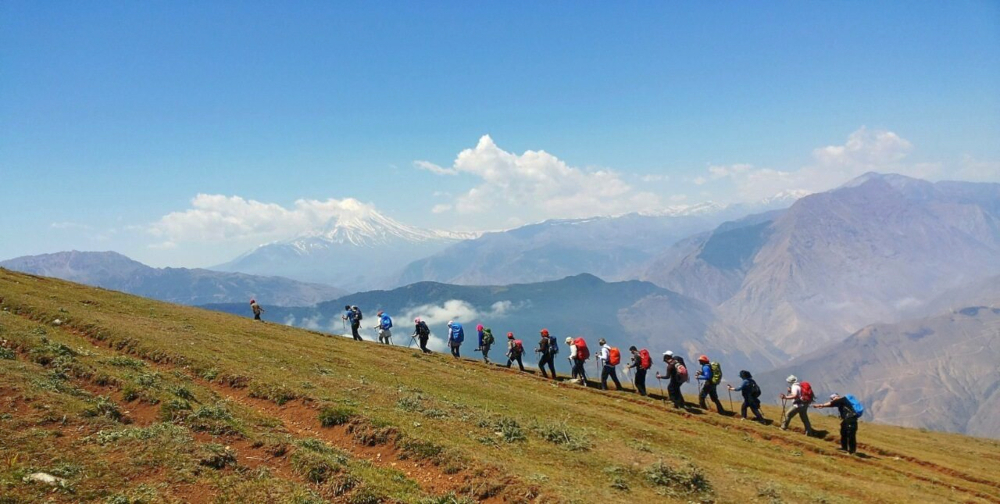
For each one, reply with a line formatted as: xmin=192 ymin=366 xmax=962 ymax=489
xmin=345 ymin=310 xmax=357 ymax=323
xmin=449 ymin=323 xmax=464 ymax=344
xmin=697 ymin=363 xmax=712 ymax=381
xmin=379 ymin=314 xmax=392 ymax=330
xmin=477 ymin=329 xmax=485 ymax=346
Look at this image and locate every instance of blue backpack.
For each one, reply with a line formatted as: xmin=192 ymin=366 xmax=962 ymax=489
xmin=845 ymin=394 xmax=864 ymax=418
xmin=381 ymin=314 xmax=392 ymax=330
xmin=450 ymin=323 xmax=464 ymax=344
xmin=550 ymin=337 xmax=559 ymax=355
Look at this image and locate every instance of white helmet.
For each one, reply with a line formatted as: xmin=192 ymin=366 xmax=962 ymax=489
xmin=663 ymin=350 xmax=674 ymax=357
xmin=447 ymin=320 xmax=453 ymax=327
xmin=786 ymin=375 xmax=798 ymax=384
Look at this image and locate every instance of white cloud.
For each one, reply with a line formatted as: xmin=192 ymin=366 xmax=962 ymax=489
xmin=956 ymin=155 xmax=1000 ymax=182
xmin=414 ymin=160 xmax=458 ymax=176
xmin=398 ymin=299 xmax=521 ymax=351
xmin=693 ymin=127 xmax=964 ymax=202
xmin=431 ymin=203 xmax=452 ymax=214
xmin=639 ymin=174 xmax=670 ymax=183
xmin=50 ymin=222 xmax=92 ymax=231
xmin=148 ymin=195 xmax=377 ymax=245
xmin=415 ymin=135 xmax=661 ymax=220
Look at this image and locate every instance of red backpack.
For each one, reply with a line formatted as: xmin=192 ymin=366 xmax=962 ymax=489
xmin=573 ymin=337 xmax=590 ymax=361
xmin=676 ymin=362 xmax=689 ymax=383
xmin=608 ymin=347 xmax=621 ymax=366
xmin=799 ymin=381 xmax=814 ymax=402
xmin=513 ymin=339 xmax=524 ymax=354
xmin=638 ymin=349 xmax=652 ymax=370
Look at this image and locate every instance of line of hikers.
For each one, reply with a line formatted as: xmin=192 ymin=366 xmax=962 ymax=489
xmin=256 ymin=302 xmax=864 ymax=454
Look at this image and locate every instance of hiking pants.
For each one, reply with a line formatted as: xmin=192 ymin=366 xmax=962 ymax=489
xmin=254 ymin=313 xmax=261 ymax=321
xmin=634 ymin=368 xmax=647 ymax=396
xmin=571 ymin=358 xmax=587 ymax=382
xmin=840 ymin=417 xmax=858 ymax=453
xmin=538 ymin=353 xmax=556 ymax=378
xmin=481 ymin=343 xmax=492 ymax=363
xmin=699 ymin=382 xmax=726 ymax=413
xmin=418 ymin=336 xmax=431 ymax=354
xmin=782 ymin=402 xmax=813 ymax=432
xmin=506 ymin=354 xmax=524 ymax=371
xmin=601 ymin=365 xmax=623 ymax=391
xmin=741 ymin=398 xmax=764 ymax=420
xmin=450 ymin=343 xmax=460 ymax=358
xmin=378 ymin=328 xmax=391 ymax=344
xmin=667 ymin=380 xmax=684 ymax=407
xmin=351 ymin=321 xmax=362 ymax=341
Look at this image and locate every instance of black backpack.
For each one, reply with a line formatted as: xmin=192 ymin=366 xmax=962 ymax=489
xmin=749 ymin=379 xmax=762 ymax=399
xmin=353 ymin=307 xmax=363 ymax=322
xmin=416 ymin=321 xmax=430 ymax=337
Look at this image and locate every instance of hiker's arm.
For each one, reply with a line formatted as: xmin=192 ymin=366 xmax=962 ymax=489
xmin=812 ymin=401 xmax=832 ymax=409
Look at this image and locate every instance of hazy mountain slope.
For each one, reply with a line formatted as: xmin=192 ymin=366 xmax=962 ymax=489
xmin=655 ymin=173 xmax=1000 ymax=356
xmin=205 ymin=273 xmax=785 ymax=372
xmin=396 ymin=195 xmax=802 ymax=287
xmin=641 ymin=211 xmax=783 ymax=305
xmin=760 ymin=306 xmax=1000 ymax=438
xmin=0 ymin=251 xmax=343 ymax=306
xmin=396 ymin=214 xmax=720 ymax=286
xmin=914 ymin=274 xmax=1000 ymax=317
xmin=217 ymin=202 xmax=472 ymax=291
xmin=3 ymin=268 xmax=999 ymax=504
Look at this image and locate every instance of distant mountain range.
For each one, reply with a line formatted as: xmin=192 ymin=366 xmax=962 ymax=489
xmin=204 ymin=273 xmax=786 ymax=373
xmin=760 ymin=305 xmax=1000 ymax=438
xmin=395 ymin=195 xmax=802 ymax=287
xmin=0 ymin=251 xmax=344 ymax=306
xmin=645 ymin=173 xmax=1000 ymax=356
xmin=215 ymin=202 xmax=474 ymax=291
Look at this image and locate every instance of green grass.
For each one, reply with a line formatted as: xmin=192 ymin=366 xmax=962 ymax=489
xmin=2 ymin=268 xmax=999 ymax=503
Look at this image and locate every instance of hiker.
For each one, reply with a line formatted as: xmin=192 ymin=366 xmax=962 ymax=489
xmin=656 ymin=351 xmax=686 ymax=408
xmin=625 ymin=346 xmax=650 ymax=396
xmin=695 ymin=355 xmax=727 ymax=414
xmin=249 ymin=299 xmax=264 ymax=322
xmin=446 ymin=321 xmax=464 ymax=358
xmin=780 ymin=375 xmax=814 ymax=435
xmin=376 ymin=310 xmax=392 ymax=345
xmin=342 ymin=305 xmax=362 ymax=341
xmin=478 ymin=325 xmax=494 ymax=364
xmin=536 ymin=329 xmax=556 ymax=379
xmin=597 ymin=338 xmax=623 ymax=391
xmin=727 ymin=370 xmax=765 ymax=422
xmin=412 ymin=318 xmax=431 ymax=354
xmin=566 ymin=337 xmax=589 ymax=385
xmin=505 ymin=332 xmax=525 ymax=371
xmin=813 ymin=393 xmax=860 ymax=454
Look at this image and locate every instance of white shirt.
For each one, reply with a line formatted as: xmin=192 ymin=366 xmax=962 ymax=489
xmin=789 ymin=383 xmax=803 ymax=403
xmin=599 ymin=344 xmax=613 ymax=366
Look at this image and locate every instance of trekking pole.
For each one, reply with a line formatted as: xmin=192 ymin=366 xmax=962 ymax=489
xmin=656 ymin=376 xmax=665 ymax=402
xmin=728 ymin=387 xmax=734 ymax=412
xmin=781 ymin=397 xmax=788 ymax=424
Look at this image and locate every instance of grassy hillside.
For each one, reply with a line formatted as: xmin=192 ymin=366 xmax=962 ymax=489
xmin=1 ymin=268 xmax=998 ymax=503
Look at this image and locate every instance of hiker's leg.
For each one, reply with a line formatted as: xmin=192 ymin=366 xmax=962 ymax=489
xmin=801 ymin=407 xmax=813 ymax=433
xmin=840 ymin=420 xmax=849 ymax=450
xmin=517 ymin=356 xmax=524 ymax=371
xmin=505 ymin=357 xmax=512 ymax=368
xmin=636 ymin=369 xmax=646 ymax=395
xmin=538 ymin=356 xmax=547 ymax=377
xmin=741 ymin=401 xmax=749 ymax=419
xmin=698 ymin=384 xmax=709 ymax=408
xmin=751 ymin=400 xmax=765 ymax=420
xmin=547 ymin=357 xmax=556 ymax=378
xmin=600 ymin=366 xmax=610 ymax=390
xmin=711 ymin=387 xmax=725 ymax=413
xmin=611 ymin=368 xmax=623 ymax=390
xmin=845 ymin=418 xmax=858 ymax=453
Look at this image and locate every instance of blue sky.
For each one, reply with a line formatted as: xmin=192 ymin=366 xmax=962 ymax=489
xmin=2 ymin=1 xmax=998 ymax=267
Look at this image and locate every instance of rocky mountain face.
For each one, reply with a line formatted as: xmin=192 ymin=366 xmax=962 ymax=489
xmin=204 ymin=273 xmax=784 ymax=372
xmin=216 ymin=204 xmax=473 ymax=291
xmin=759 ymin=306 xmax=1000 ymax=438
xmin=0 ymin=251 xmax=344 ymax=306
xmin=645 ymin=173 xmax=1000 ymax=356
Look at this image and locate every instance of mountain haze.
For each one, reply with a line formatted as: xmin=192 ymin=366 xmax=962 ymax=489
xmin=647 ymin=173 xmax=1000 ymax=356
xmin=0 ymin=251 xmax=343 ymax=306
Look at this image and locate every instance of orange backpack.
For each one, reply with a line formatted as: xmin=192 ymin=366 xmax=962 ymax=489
xmin=573 ymin=337 xmax=590 ymax=361
xmin=608 ymin=347 xmax=621 ymax=366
